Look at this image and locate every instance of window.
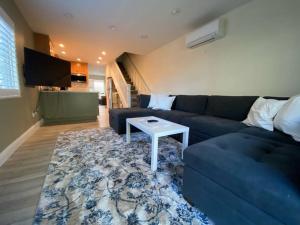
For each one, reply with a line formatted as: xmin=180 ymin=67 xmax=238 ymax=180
xmin=0 ymin=7 xmax=19 ymax=98
xmin=89 ymin=79 xmax=105 ymax=96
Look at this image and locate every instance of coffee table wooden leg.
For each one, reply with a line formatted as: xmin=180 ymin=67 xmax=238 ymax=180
xmin=126 ymin=121 xmax=131 ymax=144
xmin=151 ymin=135 xmax=158 ymax=171
xmin=182 ymin=131 xmax=189 ymax=159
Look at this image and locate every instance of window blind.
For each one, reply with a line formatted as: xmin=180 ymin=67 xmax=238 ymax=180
xmin=0 ymin=7 xmax=19 ymax=98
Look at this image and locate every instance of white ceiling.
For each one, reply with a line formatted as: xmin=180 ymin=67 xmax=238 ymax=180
xmin=15 ymin=0 xmax=250 ymax=67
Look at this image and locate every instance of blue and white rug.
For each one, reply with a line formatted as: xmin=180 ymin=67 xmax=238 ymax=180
xmin=34 ymin=128 xmax=212 ymax=225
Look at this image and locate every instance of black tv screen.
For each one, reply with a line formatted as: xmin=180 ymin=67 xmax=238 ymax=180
xmin=24 ymin=48 xmax=71 ymax=87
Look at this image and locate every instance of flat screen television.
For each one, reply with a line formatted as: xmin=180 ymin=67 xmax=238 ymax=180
xmin=24 ymin=47 xmax=71 ymax=87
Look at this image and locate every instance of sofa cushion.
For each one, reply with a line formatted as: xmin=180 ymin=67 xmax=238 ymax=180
xmin=174 ymin=95 xmax=207 ymax=114
xmin=183 ymin=166 xmax=284 ymax=225
xmin=109 ymin=108 xmax=155 ymax=134
xmin=181 ymin=115 xmax=246 ymax=143
xmin=153 ymin=110 xmax=198 ymax=124
xmin=138 ymin=94 xmax=151 ymax=108
xmin=206 ymin=96 xmax=258 ymax=121
xmin=264 ymin=96 xmax=289 ymax=101
xmin=239 ymin=127 xmax=300 ymax=146
xmin=184 ymin=133 xmax=300 ymax=225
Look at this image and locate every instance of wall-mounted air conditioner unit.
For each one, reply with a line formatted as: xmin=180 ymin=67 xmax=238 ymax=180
xmin=185 ymin=19 xmax=225 ymax=48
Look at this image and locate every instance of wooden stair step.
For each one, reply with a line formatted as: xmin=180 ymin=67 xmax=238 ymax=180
xmin=118 ymin=62 xmax=140 ymax=109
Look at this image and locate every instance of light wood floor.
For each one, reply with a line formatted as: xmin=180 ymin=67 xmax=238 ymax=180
xmin=0 ymin=106 xmax=109 ymax=225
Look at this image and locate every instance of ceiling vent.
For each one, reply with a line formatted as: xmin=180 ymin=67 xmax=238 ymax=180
xmin=185 ymin=19 xmax=225 ymax=48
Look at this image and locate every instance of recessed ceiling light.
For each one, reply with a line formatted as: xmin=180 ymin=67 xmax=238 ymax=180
xmin=61 ymin=51 xmax=66 ymax=55
xmin=96 ymin=61 xmax=100 ymax=64
xmin=171 ymin=8 xmax=181 ymax=15
xmin=77 ymin=58 xmax=81 ymax=61
xmin=101 ymin=51 xmax=106 ymax=56
xmin=140 ymin=34 xmax=149 ymax=39
xmin=109 ymin=25 xmax=116 ymax=31
xmin=98 ymin=56 xmax=102 ymax=60
xmin=59 ymin=43 xmax=64 ymax=48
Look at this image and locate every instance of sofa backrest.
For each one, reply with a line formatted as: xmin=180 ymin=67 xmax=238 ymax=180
xmin=264 ymin=96 xmax=289 ymax=100
xmin=173 ymin=95 xmax=207 ymax=114
xmin=205 ymin=96 xmax=258 ymax=121
xmin=138 ymin=94 xmax=207 ymax=113
xmin=138 ymin=94 xmax=151 ymax=108
xmin=138 ymin=94 xmax=289 ymax=121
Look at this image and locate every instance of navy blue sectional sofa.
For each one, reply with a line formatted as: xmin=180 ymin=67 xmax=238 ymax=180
xmin=109 ymin=95 xmax=300 ymax=225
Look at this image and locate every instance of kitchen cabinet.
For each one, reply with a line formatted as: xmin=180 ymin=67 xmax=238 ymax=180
xmin=71 ymin=62 xmax=88 ymax=76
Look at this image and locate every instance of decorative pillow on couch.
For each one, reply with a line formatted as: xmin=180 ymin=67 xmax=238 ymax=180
xmin=243 ymin=97 xmax=287 ymax=131
xmin=274 ymin=95 xmax=300 ymax=142
xmin=148 ymin=93 xmax=176 ymax=110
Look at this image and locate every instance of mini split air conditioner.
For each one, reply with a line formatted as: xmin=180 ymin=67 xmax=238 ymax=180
xmin=185 ymin=19 xmax=225 ymax=48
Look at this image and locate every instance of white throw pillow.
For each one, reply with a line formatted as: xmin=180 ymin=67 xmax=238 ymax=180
xmin=154 ymin=95 xmax=176 ymax=110
xmin=148 ymin=93 xmax=168 ymax=108
xmin=274 ymin=95 xmax=300 ymax=142
xmin=243 ymin=97 xmax=287 ymax=131
xmin=148 ymin=93 xmax=175 ymax=110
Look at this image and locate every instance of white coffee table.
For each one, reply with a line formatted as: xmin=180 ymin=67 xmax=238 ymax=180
xmin=126 ymin=116 xmax=189 ymax=171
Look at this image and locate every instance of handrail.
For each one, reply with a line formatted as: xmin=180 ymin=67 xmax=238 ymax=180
xmin=106 ymin=61 xmax=131 ymax=108
xmin=123 ymin=54 xmax=150 ymax=94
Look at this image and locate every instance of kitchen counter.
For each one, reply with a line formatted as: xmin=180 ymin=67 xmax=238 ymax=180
xmin=40 ymin=90 xmax=98 ymax=93
xmin=39 ymin=91 xmax=99 ymax=124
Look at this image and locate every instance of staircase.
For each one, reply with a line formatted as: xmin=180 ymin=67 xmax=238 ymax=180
xmin=117 ymin=62 xmax=138 ymax=107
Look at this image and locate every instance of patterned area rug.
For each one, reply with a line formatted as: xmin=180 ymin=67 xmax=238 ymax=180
xmin=34 ymin=128 xmax=212 ymax=225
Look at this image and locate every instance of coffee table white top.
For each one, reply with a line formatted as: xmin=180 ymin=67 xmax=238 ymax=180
xmin=126 ymin=116 xmax=189 ymax=137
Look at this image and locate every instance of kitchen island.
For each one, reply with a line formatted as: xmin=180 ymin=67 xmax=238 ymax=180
xmin=39 ymin=91 xmax=99 ymax=124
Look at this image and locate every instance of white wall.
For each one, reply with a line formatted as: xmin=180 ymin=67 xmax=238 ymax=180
xmin=88 ymin=64 xmax=105 ymax=76
xmin=0 ymin=0 xmax=40 ymax=152
xmin=130 ymin=0 xmax=300 ymax=97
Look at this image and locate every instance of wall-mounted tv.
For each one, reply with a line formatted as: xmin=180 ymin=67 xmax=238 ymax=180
xmin=24 ymin=48 xmax=71 ymax=87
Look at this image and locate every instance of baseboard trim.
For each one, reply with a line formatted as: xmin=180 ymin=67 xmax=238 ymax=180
xmin=0 ymin=120 xmax=43 ymax=167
